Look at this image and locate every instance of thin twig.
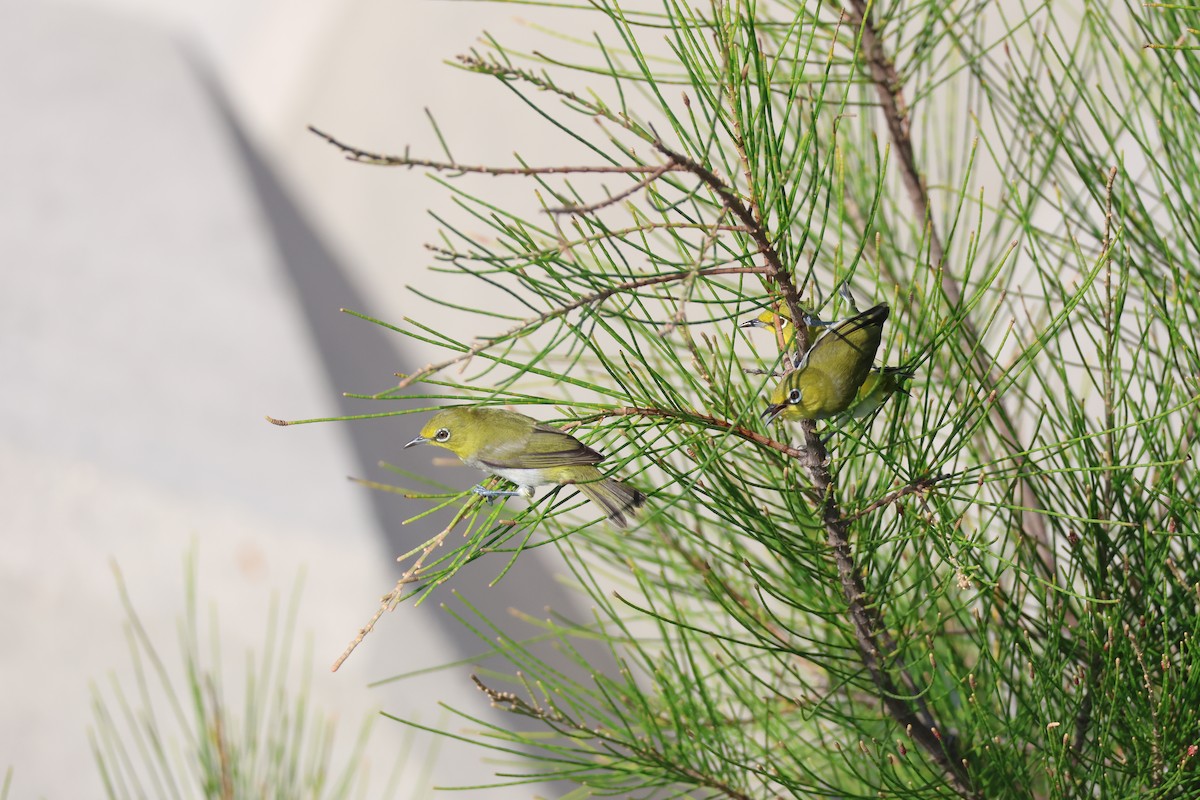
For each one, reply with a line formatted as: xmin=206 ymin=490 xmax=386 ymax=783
xmin=473 ymin=675 xmax=755 ymax=800
xmin=545 ymin=164 xmax=674 ymax=214
xmin=456 ymin=54 xmax=640 ymax=135
xmin=331 ymin=499 xmax=479 ymax=671
xmin=843 ymin=474 xmax=950 ymax=522
xmin=424 ymin=222 xmax=752 ymax=264
xmin=580 ymin=406 xmax=807 ymax=460
xmin=711 ymin=21 xmax=804 ymax=356
xmin=1126 ymin=623 xmax=1164 ymax=784
xmin=717 ymin=18 xmax=766 ymax=237
xmin=206 ymin=679 xmax=234 ymax=800
xmin=395 ymin=266 xmax=768 ymax=389
xmin=660 ymin=211 xmax=729 ymax=336
xmin=309 ymin=125 xmax=678 ymax=176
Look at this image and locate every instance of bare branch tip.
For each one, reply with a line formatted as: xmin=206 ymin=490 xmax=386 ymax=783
xmin=265 ymin=415 xmax=291 ymax=426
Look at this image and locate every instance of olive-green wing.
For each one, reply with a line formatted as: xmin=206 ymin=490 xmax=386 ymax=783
xmin=799 ymin=303 xmax=889 ymax=400
xmin=479 ymin=423 xmax=605 ymax=470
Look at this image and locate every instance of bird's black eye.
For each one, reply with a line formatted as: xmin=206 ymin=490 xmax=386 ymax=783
xmin=435 ymin=428 xmax=451 ymax=442
xmin=788 ymin=388 xmax=802 ymax=404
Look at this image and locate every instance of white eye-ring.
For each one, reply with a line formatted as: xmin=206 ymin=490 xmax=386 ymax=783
xmin=435 ymin=428 xmax=451 ymax=442
xmin=787 ymin=388 xmax=802 ymax=404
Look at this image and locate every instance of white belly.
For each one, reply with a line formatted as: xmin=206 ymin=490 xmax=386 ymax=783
xmin=485 ymin=467 xmax=550 ymax=489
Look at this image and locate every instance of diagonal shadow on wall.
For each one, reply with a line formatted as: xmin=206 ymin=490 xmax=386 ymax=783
xmin=195 ymin=65 xmax=620 ymax=779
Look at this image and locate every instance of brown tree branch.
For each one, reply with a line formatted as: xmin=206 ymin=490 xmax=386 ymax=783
xmin=843 ymin=3 xmax=940 ymax=270
xmin=804 ymin=448 xmax=976 ymax=796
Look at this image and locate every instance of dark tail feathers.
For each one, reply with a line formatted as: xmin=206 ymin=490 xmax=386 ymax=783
xmin=576 ymin=477 xmax=646 ymax=529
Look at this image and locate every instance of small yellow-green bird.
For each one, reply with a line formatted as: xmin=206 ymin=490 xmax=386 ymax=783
xmin=761 ymin=303 xmax=891 ymax=422
xmin=739 ymin=304 xmax=827 ymax=345
xmin=747 ymin=303 xmax=914 ymax=419
xmin=405 ymin=407 xmax=645 ymax=528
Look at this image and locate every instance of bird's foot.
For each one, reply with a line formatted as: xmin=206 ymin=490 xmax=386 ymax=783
xmin=472 ymin=485 xmax=521 ymax=504
xmin=813 ymin=434 xmax=833 ymax=467
xmin=800 ymin=311 xmax=833 ymax=329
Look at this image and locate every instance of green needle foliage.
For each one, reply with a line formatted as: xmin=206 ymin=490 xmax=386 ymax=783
xmin=300 ymin=0 xmax=1200 ymax=796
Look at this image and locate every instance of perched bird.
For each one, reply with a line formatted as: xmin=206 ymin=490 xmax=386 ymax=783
xmin=747 ymin=303 xmax=912 ymax=418
xmin=761 ymin=303 xmax=890 ymax=422
xmin=739 ymin=304 xmax=827 ymax=346
xmin=405 ymin=407 xmax=645 ymax=528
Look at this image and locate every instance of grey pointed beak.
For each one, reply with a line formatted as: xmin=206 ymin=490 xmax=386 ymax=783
xmin=761 ymin=403 xmax=785 ymax=423
xmin=403 ymin=435 xmax=428 ymax=449
xmin=739 ymin=319 xmax=761 ymax=329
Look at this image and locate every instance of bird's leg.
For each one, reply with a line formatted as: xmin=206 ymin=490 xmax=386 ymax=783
xmin=836 ymin=280 xmax=860 ymax=312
